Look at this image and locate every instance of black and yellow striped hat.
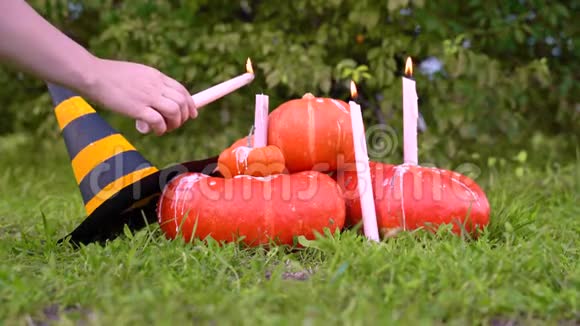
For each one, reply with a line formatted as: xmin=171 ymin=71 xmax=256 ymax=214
xmin=47 ymin=83 xmax=218 ymax=245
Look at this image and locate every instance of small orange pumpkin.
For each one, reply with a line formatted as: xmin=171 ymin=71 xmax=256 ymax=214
xmin=268 ymin=93 xmax=355 ymax=173
xmin=218 ymin=136 xmax=286 ymax=178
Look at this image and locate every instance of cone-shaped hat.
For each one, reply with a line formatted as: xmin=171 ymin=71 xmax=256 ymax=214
xmin=47 ymin=83 xmax=218 ymax=245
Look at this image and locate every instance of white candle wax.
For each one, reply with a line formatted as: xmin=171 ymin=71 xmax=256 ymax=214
xmin=253 ymin=94 xmax=269 ymax=148
xmin=402 ymin=76 xmax=418 ymax=165
xmin=193 ymin=73 xmax=255 ymax=108
xmin=349 ymin=100 xmax=380 ymax=242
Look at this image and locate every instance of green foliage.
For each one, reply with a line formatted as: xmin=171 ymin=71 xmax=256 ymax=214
xmin=0 ymin=0 xmax=577 ymax=164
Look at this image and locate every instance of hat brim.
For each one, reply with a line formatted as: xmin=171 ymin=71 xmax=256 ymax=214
xmin=60 ymin=156 xmax=220 ymax=246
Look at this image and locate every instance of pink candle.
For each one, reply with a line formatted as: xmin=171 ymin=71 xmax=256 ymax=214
xmin=136 ymin=58 xmax=256 ymax=134
xmin=253 ymin=94 xmax=269 ymax=148
xmin=402 ymin=57 xmax=419 ymax=165
xmin=349 ymin=81 xmax=380 ymax=242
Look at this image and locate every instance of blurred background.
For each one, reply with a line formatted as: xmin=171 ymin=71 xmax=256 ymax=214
xmin=0 ymin=0 xmax=577 ymax=171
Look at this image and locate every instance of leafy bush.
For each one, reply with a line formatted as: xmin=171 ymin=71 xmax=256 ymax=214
xmin=1 ymin=0 xmax=577 ymax=165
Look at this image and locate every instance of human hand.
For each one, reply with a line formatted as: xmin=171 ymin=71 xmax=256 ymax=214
xmin=82 ymin=58 xmax=198 ymax=135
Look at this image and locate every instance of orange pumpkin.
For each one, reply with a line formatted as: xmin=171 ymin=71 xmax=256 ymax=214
xmin=157 ymin=171 xmax=346 ymax=246
xmin=218 ymin=136 xmax=286 ymax=178
xmin=335 ymin=161 xmax=490 ymax=236
xmin=268 ymin=93 xmax=355 ymax=173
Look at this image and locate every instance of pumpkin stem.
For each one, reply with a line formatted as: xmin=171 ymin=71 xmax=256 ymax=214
xmin=247 ymin=125 xmax=255 ymax=148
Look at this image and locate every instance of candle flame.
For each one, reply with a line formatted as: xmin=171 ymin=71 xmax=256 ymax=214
xmin=350 ymin=80 xmax=358 ymax=99
xmin=404 ymin=57 xmax=413 ymax=77
xmin=246 ymin=58 xmax=254 ymax=74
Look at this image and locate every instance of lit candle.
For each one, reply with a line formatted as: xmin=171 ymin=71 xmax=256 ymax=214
xmin=349 ymin=81 xmax=380 ymax=242
xmin=402 ymin=57 xmax=419 ymax=165
xmin=253 ymin=94 xmax=269 ymax=148
xmin=136 ymin=58 xmax=255 ymax=134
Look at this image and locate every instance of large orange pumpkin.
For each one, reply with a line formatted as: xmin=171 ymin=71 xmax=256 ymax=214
xmin=218 ymin=136 xmax=286 ymax=178
xmin=335 ymin=161 xmax=490 ymax=236
xmin=268 ymin=93 xmax=355 ymax=173
xmin=157 ymin=171 xmax=346 ymax=246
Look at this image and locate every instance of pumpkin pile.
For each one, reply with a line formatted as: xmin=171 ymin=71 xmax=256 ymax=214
xmin=157 ymin=93 xmax=490 ymax=245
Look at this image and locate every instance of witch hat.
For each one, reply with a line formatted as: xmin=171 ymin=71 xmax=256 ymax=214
xmin=47 ymin=83 xmax=219 ymax=245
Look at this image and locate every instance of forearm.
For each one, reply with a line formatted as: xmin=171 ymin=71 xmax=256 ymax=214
xmin=0 ymin=0 xmax=198 ymax=135
xmin=0 ymin=0 xmax=96 ymax=91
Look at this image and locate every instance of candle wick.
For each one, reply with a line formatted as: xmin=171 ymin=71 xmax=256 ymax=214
xmin=247 ymin=125 xmax=255 ymax=148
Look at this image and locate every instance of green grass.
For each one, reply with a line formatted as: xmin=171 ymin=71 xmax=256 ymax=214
xmin=0 ymin=135 xmax=578 ymax=325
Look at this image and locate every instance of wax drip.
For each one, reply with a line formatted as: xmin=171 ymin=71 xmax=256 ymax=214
xmin=450 ymin=177 xmax=481 ymax=206
xmin=331 ymin=99 xmax=349 ymax=114
xmin=397 ymin=166 xmax=407 ymax=231
xmin=232 ymin=125 xmax=256 ymax=174
xmin=386 ymin=164 xmax=410 ymax=231
xmin=233 ymin=147 xmax=252 ymax=174
xmin=170 ymin=173 xmax=207 ymax=234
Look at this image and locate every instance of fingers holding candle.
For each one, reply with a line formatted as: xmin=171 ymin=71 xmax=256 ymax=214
xmin=134 ymin=76 xmax=196 ymax=135
xmin=136 ymin=58 xmax=255 ymax=135
xmin=135 ymin=83 xmax=190 ymax=135
xmin=162 ymin=75 xmax=198 ymax=121
xmin=155 ymin=96 xmax=184 ymax=132
xmin=160 ymin=86 xmax=191 ymax=126
xmin=137 ymin=107 xmax=168 ymax=136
